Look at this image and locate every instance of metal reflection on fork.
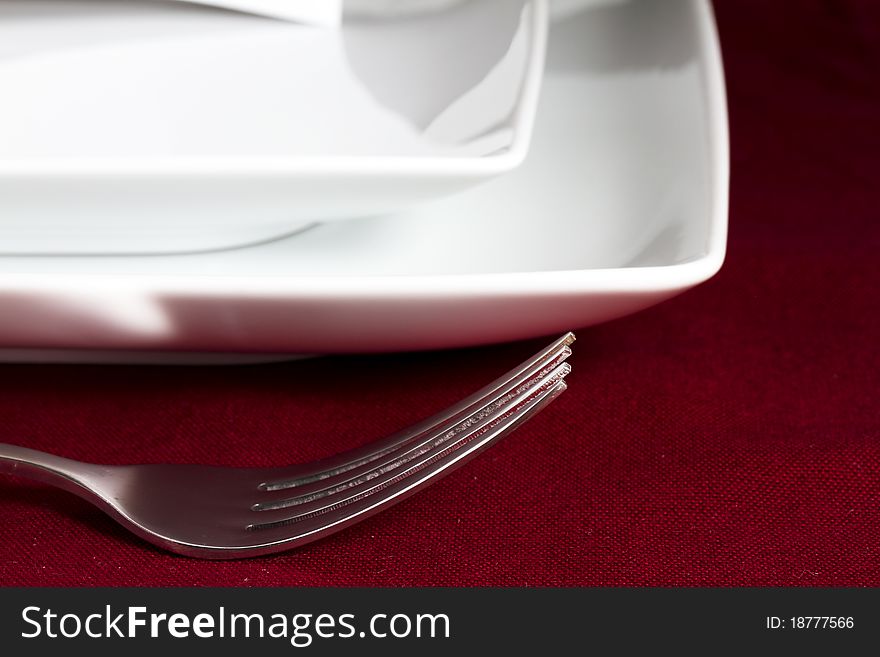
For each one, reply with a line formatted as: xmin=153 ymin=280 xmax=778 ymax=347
xmin=0 ymin=333 xmax=574 ymax=558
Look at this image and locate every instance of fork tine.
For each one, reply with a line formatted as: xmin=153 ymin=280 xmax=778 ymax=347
xmin=257 ymin=345 xmax=572 ymax=502
xmin=261 ymin=332 xmax=576 ymax=492
xmin=255 ymin=357 xmax=572 ymax=512
xmin=255 ymin=359 xmax=571 ymax=512
xmin=250 ymin=375 xmax=568 ymax=542
xmin=249 ymin=361 xmax=570 ymax=532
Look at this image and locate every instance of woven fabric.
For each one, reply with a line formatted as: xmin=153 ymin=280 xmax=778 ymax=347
xmin=1 ymin=0 xmax=878 ymax=586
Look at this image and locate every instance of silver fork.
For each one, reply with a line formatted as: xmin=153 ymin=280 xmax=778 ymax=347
xmin=0 ymin=333 xmax=574 ymax=559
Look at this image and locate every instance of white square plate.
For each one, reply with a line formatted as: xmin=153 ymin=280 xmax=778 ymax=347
xmin=0 ymin=0 xmax=547 ymax=253
xmin=0 ymin=0 xmax=728 ymax=363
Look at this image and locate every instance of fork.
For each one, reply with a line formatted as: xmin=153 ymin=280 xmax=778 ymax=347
xmin=0 ymin=333 xmax=573 ymax=559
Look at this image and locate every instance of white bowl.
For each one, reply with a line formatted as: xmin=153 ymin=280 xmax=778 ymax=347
xmin=0 ymin=0 xmax=547 ymax=254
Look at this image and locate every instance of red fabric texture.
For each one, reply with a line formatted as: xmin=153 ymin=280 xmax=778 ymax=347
xmin=1 ymin=0 xmax=878 ymax=586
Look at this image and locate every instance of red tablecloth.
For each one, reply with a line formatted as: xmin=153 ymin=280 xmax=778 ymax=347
xmin=1 ymin=0 xmax=878 ymax=586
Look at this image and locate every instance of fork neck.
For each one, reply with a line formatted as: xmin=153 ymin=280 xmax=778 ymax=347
xmin=0 ymin=443 xmax=111 ymax=497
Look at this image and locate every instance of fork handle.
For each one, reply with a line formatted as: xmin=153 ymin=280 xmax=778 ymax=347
xmin=0 ymin=444 xmax=109 ymax=497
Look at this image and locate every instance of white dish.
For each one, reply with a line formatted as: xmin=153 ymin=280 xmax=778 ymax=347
xmin=0 ymin=0 xmax=728 ymax=363
xmin=0 ymin=0 xmax=547 ymax=253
